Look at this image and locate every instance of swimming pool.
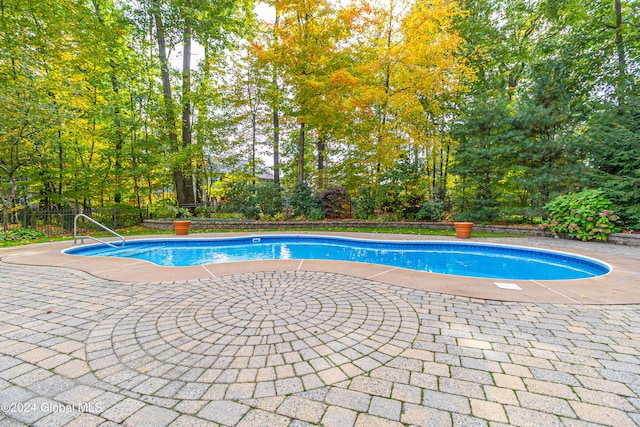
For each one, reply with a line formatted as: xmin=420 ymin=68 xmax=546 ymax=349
xmin=63 ymin=235 xmax=611 ymax=280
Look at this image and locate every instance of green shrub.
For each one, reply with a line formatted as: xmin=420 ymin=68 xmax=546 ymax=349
xmin=241 ymin=205 xmax=261 ymax=220
xmin=194 ymin=206 xmax=215 ymax=218
xmin=307 ymin=207 xmax=325 ymax=221
xmin=225 ymin=182 xmax=259 ymax=219
xmin=376 ymin=188 xmax=402 ymax=217
xmin=151 ymin=199 xmax=191 ymax=219
xmin=542 ymin=189 xmax=620 ymax=241
xmin=352 ymin=187 xmax=376 ymax=220
xmin=224 ymin=181 xmax=285 ymax=220
xmin=157 ymin=205 xmax=191 ymax=218
xmin=289 ymin=182 xmax=323 ymax=219
xmin=0 ymin=228 xmax=47 ymax=243
xmin=210 ymin=212 xmax=243 ymax=220
xmin=416 ymin=199 xmax=445 ymax=221
xmin=255 ymin=182 xmax=283 ymax=217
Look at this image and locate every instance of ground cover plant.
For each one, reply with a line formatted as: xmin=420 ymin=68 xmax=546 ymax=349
xmin=0 ymin=228 xmax=48 ymax=246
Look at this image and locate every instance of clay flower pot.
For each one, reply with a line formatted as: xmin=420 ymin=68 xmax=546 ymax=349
xmin=454 ymin=222 xmax=473 ymax=239
xmin=173 ymin=220 xmax=192 ymax=235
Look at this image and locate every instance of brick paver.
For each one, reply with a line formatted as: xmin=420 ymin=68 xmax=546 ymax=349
xmin=1 ymin=236 xmax=640 ymax=426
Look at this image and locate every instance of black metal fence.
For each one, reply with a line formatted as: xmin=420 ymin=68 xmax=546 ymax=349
xmin=15 ymin=206 xmax=149 ymax=236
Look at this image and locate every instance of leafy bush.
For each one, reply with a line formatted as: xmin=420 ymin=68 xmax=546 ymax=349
xmin=401 ymin=193 xmax=425 ymax=219
xmin=151 ymin=205 xmax=175 ymax=218
xmin=352 ymin=187 xmax=376 ymax=220
xmin=150 ymin=199 xmax=193 ymax=219
xmin=175 ymin=207 xmax=192 ymax=218
xmin=159 ymin=206 xmax=192 ymax=218
xmin=373 ymin=186 xmax=424 ymax=219
xmin=320 ymin=187 xmax=351 ymax=219
xmin=375 ymin=188 xmax=402 ymax=218
xmin=194 ymin=206 xmax=215 ymax=218
xmin=224 ymin=181 xmax=284 ymax=220
xmin=542 ymin=189 xmax=620 ymax=241
xmin=225 ymin=182 xmax=260 ymax=219
xmin=0 ymin=228 xmax=47 ymax=243
xmin=307 ymin=207 xmax=325 ymax=221
xmin=210 ymin=212 xmax=243 ymax=220
xmin=255 ymin=182 xmax=283 ymax=217
xmin=289 ymin=182 xmax=323 ymax=219
xmin=416 ymin=199 xmax=445 ymax=221
xmin=240 ymin=205 xmax=261 ymax=220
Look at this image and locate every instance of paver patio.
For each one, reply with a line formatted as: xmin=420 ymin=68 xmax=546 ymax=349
xmin=1 ymin=234 xmax=639 ymax=426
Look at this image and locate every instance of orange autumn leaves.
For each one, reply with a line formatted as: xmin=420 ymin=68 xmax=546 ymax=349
xmin=251 ymin=0 xmax=473 ymax=184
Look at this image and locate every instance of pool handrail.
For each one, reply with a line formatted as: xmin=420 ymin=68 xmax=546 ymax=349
xmin=73 ymin=213 xmax=125 ymax=248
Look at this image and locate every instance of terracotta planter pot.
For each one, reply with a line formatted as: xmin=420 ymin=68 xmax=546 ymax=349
xmin=454 ymin=222 xmax=473 ymax=239
xmin=173 ymin=220 xmax=192 ymax=235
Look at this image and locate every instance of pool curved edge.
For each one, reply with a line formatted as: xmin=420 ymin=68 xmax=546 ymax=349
xmin=61 ymin=234 xmax=613 ymax=281
xmin=1 ymin=232 xmax=639 ymax=305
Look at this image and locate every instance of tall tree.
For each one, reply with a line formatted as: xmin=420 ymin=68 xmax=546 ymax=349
xmin=252 ymin=4 xmax=286 ymax=186
xmin=150 ymin=1 xmax=194 ymax=206
xmin=0 ymin=0 xmax=109 ymax=214
xmin=268 ymin=0 xmax=357 ymax=186
xmin=584 ymin=0 xmax=640 ymax=228
xmin=451 ymin=0 xmax=593 ymax=221
xmin=272 ymin=8 xmax=282 ymax=186
xmin=342 ymin=0 xmax=471 ymax=195
xmin=144 ymin=0 xmax=252 ymax=206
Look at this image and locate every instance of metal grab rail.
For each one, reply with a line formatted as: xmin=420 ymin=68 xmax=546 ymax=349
xmin=73 ymin=214 xmax=125 ymax=248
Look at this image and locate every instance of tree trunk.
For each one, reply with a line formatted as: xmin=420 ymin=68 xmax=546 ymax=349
xmin=251 ymin=110 xmax=257 ymax=184
xmin=273 ymin=102 xmax=280 ymax=186
xmin=375 ymin=4 xmax=393 ymax=185
xmin=431 ymin=150 xmax=437 ymax=192
xmin=272 ymin=10 xmax=281 ymax=186
xmin=317 ymin=135 xmax=325 ymax=190
xmin=439 ymin=143 xmax=444 ymax=187
xmin=442 ymin=142 xmax=450 ymax=200
xmin=615 ymin=0 xmax=626 ymax=73
xmin=614 ymin=0 xmax=627 ymax=100
xmin=298 ymin=122 xmax=305 ymax=183
xmin=182 ymin=25 xmax=192 ymax=150
xmin=58 ymin=128 xmax=63 ymax=204
xmin=0 ymin=165 xmax=17 ymax=231
xmin=198 ymin=44 xmax=213 ymax=204
xmin=2 ymin=204 xmax=7 ymax=232
xmin=153 ymin=8 xmax=194 ymax=206
xmin=181 ymin=15 xmax=195 ymax=204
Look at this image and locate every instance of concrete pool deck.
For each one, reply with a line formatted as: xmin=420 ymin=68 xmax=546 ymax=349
xmin=2 ymin=232 xmax=640 ymax=304
xmin=1 ymin=233 xmax=640 ymax=426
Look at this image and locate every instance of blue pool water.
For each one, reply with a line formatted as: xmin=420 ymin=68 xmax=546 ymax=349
xmin=63 ymin=235 xmax=611 ymax=280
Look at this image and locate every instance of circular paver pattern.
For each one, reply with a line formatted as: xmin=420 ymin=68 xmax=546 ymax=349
xmin=86 ymin=271 xmax=420 ymax=399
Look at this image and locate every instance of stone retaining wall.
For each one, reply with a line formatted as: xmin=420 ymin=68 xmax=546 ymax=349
xmin=144 ymin=219 xmax=547 ymax=235
xmin=144 ymin=219 xmax=545 ymax=232
xmin=143 ymin=219 xmax=639 ymax=246
xmin=608 ymin=232 xmax=640 ymax=247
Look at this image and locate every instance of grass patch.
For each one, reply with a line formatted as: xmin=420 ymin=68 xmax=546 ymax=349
xmin=0 ymin=238 xmax=54 ymax=248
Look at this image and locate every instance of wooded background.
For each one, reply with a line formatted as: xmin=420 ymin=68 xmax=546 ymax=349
xmin=1 ymin=0 xmax=639 ymax=229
